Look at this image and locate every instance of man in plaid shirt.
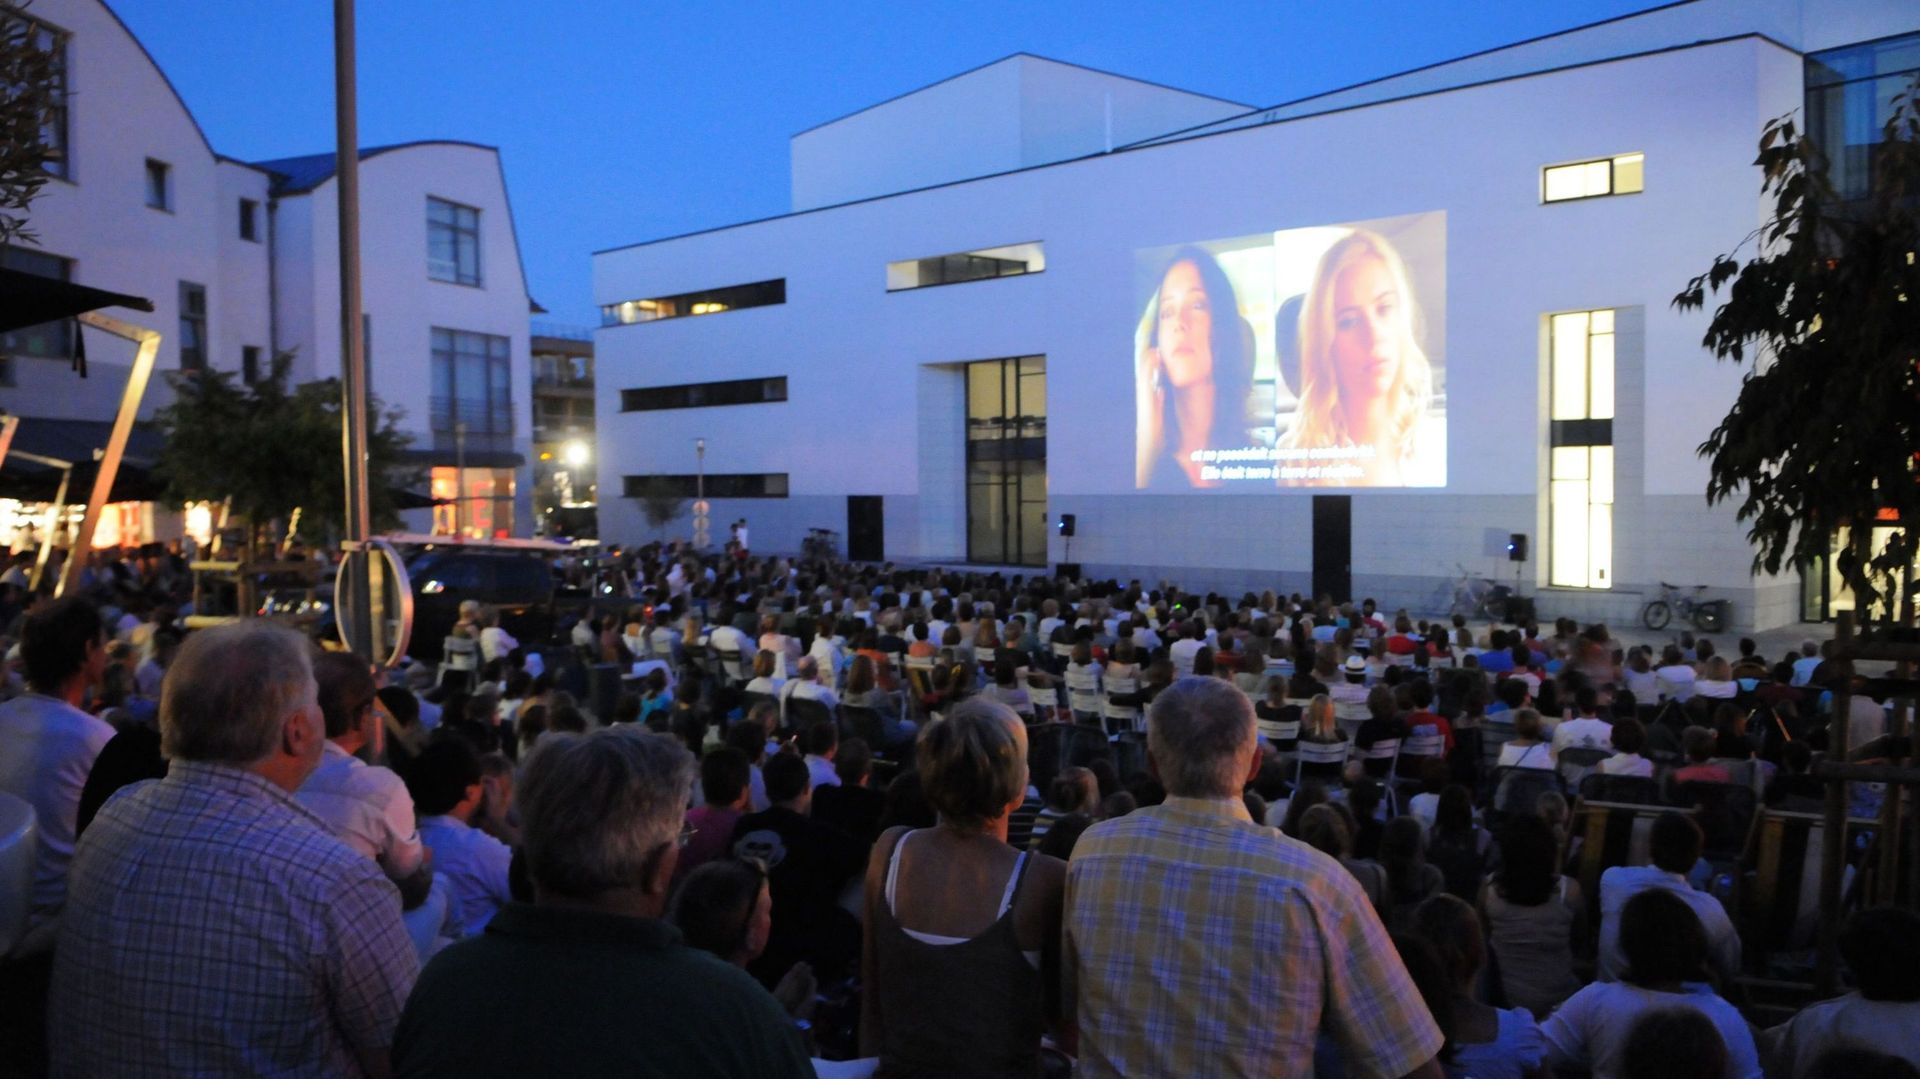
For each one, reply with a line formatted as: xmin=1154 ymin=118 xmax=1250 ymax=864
xmin=1065 ymin=677 xmax=1443 ymax=1078
xmin=49 ymin=622 xmax=417 ymax=1078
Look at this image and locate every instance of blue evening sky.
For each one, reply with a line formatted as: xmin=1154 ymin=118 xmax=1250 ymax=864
xmin=109 ymin=0 xmax=1649 ymax=325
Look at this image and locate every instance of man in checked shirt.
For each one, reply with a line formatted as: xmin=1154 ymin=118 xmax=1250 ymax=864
xmin=49 ymin=621 xmax=417 ymax=1078
xmin=1064 ymin=676 xmax=1444 ymax=1078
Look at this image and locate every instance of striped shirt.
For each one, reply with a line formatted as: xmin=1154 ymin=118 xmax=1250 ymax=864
xmin=51 ymin=761 xmax=418 ymax=1077
xmin=1065 ymin=796 xmax=1442 ymax=1078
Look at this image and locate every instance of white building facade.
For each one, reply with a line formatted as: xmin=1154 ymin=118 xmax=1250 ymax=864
xmin=593 ymin=1 xmax=1920 ymax=632
xmin=2 ymin=0 xmax=537 ymax=542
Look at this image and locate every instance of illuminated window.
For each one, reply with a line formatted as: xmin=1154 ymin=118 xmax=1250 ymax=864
xmin=887 ymin=243 xmax=1044 ymax=291
xmin=1542 ymin=154 xmax=1644 ymax=202
xmin=431 ymin=466 xmax=516 ymax=539
xmin=1548 ymin=310 xmax=1614 ymax=589
xmin=600 ymin=279 xmax=784 ymax=326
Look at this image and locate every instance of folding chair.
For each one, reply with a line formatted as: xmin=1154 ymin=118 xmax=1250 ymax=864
xmin=1295 ymin=740 xmax=1349 ymax=786
xmin=1556 ymin=746 xmax=1612 ymax=792
xmin=1101 ymin=672 xmax=1143 ymax=736
xmin=438 ymin=636 xmax=479 ymax=689
xmin=786 ymin=696 xmax=835 ymax=736
xmin=1064 ymin=664 xmax=1103 ymax=723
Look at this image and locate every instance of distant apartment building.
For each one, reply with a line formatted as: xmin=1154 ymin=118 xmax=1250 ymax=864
xmin=1 ymin=0 xmax=538 ymax=545
xmin=530 ymin=324 xmax=596 ymax=534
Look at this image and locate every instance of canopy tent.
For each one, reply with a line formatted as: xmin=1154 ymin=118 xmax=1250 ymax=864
xmin=0 ymin=267 xmax=154 ymax=331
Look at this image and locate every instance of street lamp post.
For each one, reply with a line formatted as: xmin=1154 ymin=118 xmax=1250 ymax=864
xmin=333 ymin=0 xmax=383 ymax=661
xmin=453 ymin=421 xmax=467 ymax=538
xmin=692 ymin=437 xmax=709 ymax=549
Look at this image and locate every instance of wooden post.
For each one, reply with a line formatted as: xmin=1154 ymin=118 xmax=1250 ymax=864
xmin=57 ymin=313 xmax=161 ymax=596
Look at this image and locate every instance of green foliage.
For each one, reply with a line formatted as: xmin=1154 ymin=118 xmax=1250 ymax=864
xmin=0 ymin=3 xmax=58 ymax=246
xmin=150 ymin=355 xmax=417 ymax=543
xmin=630 ymin=475 xmax=685 ymax=540
xmin=1674 ymin=79 xmax=1920 ymax=620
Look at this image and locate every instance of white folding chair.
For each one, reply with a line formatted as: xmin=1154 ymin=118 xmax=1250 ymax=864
xmin=439 ymin=636 xmax=479 ymax=688
xmin=1102 ymin=672 xmax=1143 ymax=735
xmin=1064 ymin=664 xmax=1103 ymax=720
xmin=1295 ymin=740 xmax=1349 ymax=786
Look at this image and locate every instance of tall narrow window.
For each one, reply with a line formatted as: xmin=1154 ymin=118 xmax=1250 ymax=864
xmin=178 ymin=282 xmax=207 ymax=371
xmin=5 ymin=11 xmax=70 ymax=179
xmin=239 ymin=198 xmax=259 ymax=241
xmin=427 ymin=197 xmax=481 ymax=285
xmin=431 ymin=328 xmax=512 ymax=450
xmin=1548 ymin=310 xmax=1614 ymax=589
xmin=241 ymin=345 xmax=262 ymax=383
xmin=966 ymin=356 xmax=1048 ymax=567
xmin=145 ymin=159 xmax=172 ymax=210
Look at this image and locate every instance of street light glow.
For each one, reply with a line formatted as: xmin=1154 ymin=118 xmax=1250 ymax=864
xmin=562 ymin=439 xmax=590 ymax=468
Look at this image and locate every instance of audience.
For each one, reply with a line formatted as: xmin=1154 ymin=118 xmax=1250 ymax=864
xmin=1481 ymin=814 xmax=1585 ymax=1018
xmin=729 ymin=750 xmax=865 ymax=986
xmin=1760 ymin=907 xmax=1920 ymax=1076
xmin=295 ymin=652 xmax=428 ymax=889
xmin=860 ymin=699 xmax=1067 ymax=1074
xmin=1064 ymin=677 xmax=1443 ymax=1077
xmin=1411 ymin=894 xmax=1547 ymax=1079
xmin=50 ymin=621 xmax=418 ymax=1076
xmin=1598 ymin=811 xmax=1740 ymax=983
xmin=1543 ymin=888 xmax=1761 ymax=1078
xmin=410 ymin=736 xmax=515 ymax=937
xmin=391 ymin=727 xmax=812 ymax=1077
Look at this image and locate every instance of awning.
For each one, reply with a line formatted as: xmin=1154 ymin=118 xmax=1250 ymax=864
xmin=0 ymin=417 xmax=167 ymax=502
xmin=0 ymin=268 xmax=153 ymax=333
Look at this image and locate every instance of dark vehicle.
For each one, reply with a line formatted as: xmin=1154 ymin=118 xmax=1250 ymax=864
xmin=406 ymin=548 xmax=557 ymax=662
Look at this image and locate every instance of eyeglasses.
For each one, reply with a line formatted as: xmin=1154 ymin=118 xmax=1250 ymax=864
xmin=677 ymin=821 xmax=697 ymax=849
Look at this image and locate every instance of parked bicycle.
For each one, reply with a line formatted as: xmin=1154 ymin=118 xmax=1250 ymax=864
xmin=1443 ymin=563 xmax=1512 ymax=622
xmin=1641 ymin=581 xmax=1729 ymax=633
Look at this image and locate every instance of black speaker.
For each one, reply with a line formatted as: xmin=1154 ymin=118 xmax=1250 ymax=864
xmin=1057 ymin=513 xmax=1076 ymax=537
xmin=1507 ymin=533 xmax=1529 ymax=563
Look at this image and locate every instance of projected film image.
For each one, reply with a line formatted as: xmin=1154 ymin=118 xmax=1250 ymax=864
xmin=1133 ymin=212 xmax=1446 ymax=490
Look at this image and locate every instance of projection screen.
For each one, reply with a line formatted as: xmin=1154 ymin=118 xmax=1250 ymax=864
xmin=1133 ymin=211 xmax=1446 ymax=490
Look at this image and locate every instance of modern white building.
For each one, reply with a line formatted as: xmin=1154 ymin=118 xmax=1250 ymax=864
xmin=2 ymin=0 xmax=537 ymax=543
xmin=593 ymin=0 xmax=1920 ymax=631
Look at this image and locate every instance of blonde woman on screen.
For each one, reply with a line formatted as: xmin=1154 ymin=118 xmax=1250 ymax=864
xmin=1134 ymin=247 xmax=1251 ymax=490
xmin=1281 ymin=228 xmax=1441 ymax=487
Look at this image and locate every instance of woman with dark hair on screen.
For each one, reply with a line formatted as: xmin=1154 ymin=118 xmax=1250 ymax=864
xmin=1281 ymin=227 xmax=1441 ymax=487
xmin=1135 ymin=246 xmax=1252 ymax=489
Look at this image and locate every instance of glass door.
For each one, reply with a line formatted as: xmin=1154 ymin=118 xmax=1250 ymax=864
xmin=966 ymin=357 xmax=1047 ymax=566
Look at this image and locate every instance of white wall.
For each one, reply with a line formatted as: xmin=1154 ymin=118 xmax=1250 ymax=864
xmin=597 ymin=35 xmax=1825 ymax=626
xmin=790 ymin=55 xmax=1245 ymax=211
xmin=10 ymin=0 xmax=271 ymax=415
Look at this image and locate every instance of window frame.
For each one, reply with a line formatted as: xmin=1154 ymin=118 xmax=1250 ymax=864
xmin=886 ymin=242 xmax=1045 ymax=292
xmin=7 ymin=10 xmax=72 ymax=181
xmin=600 ymin=279 xmax=786 ymax=326
xmin=620 ymin=376 xmax=788 ymax=412
xmin=239 ymin=198 xmax=260 ymax=241
xmin=0 ymin=245 xmax=76 ymax=371
xmin=145 ymin=158 xmax=172 ymax=212
xmin=178 ymin=281 xmax=207 ymax=372
xmin=430 ymin=327 xmax=514 ymax=440
xmin=1541 ymin=153 xmax=1644 ymax=204
xmin=426 ymin=196 xmax=482 ymax=287
xmin=1546 ymin=309 xmax=1615 ymax=590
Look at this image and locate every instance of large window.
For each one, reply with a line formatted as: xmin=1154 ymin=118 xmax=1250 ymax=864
xmin=1807 ymin=33 xmax=1920 ymax=202
xmin=430 ymin=328 xmax=512 ymax=450
xmin=7 ymin=10 xmax=70 ymax=179
xmin=967 ymin=356 xmax=1047 ymax=567
xmin=620 ymin=376 xmax=787 ymax=412
xmin=1548 ymin=310 xmax=1614 ymax=589
xmin=1541 ymin=154 xmax=1643 ymax=203
xmin=621 ymin=474 xmax=788 ymax=499
xmin=427 ymin=197 xmax=481 ymax=286
xmin=601 ymin=279 xmax=785 ymax=326
xmin=178 ymin=282 xmax=207 ymax=371
xmin=887 ymin=243 xmax=1044 ymax=291
xmin=430 ymin=466 xmax=516 ymax=539
xmin=0 ymin=246 xmax=74 ymax=371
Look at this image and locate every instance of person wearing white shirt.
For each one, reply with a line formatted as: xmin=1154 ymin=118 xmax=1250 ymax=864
xmin=1655 ymin=645 xmax=1698 ymax=702
xmin=1759 ymin=907 xmax=1920 ymax=1078
xmin=477 ymin=607 xmax=520 ymax=664
xmin=1597 ymin=717 xmax=1655 ymax=778
xmin=0 ymin=598 xmax=114 ymax=951
xmin=807 ymin=621 xmax=846 ymax=690
xmin=295 ymin=654 xmax=427 ymax=885
xmin=1596 ymin=813 xmax=1740 ymax=984
xmin=707 ymin=609 xmax=754 ymax=666
xmin=1168 ymin=623 xmax=1207 ymax=676
xmin=782 ymin=656 xmax=841 ymax=711
xmin=1551 ymin=688 xmax=1614 ymax=755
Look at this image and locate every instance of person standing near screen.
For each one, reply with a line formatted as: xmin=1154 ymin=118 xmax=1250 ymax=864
xmin=1281 ymin=228 xmax=1441 ymax=487
xmin=1135 ymin=247 xmax=1252 ymax=490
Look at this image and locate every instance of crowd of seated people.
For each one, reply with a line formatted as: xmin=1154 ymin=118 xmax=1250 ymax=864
xmin=0 ymin=540 xmax=1917 ymax=1077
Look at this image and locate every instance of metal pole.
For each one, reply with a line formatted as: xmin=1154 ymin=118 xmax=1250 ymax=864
xmin=334 ymin=0 xmax=375 ymax=657
xmin=454 ymin=421 xmax=467 ymax=537
xmin=1816 ymin=609 xmax=1855 ymax=995
xmin=57 ymin=313 xmax=160 ymax=597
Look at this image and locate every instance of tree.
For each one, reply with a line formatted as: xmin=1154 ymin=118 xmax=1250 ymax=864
xmin=150 ymin=355 xmax=417 ymax=555
xmin=630 ymin=475 xmax=685 ymax=542
xmin=1674 ymin=79 xmax=1920 ymax=621
xmin=0 ymin=3 xmax=58 ymax=247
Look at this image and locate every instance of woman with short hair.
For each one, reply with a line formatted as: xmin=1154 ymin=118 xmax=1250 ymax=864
xmin=860 ymin=699 xmax=1068 ymax=1076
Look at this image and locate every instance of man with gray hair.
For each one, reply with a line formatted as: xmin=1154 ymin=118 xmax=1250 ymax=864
xmin=392 ymin=726 xmax=812 ymax=1077
xmin=1065 ymin=677 xmax=1443 ymax=1078
xmin=50 ymin=621 xmax=418 ymax=1077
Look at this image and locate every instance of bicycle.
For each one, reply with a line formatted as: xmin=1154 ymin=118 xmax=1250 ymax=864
xmin=1445 ymin=563 xmax=1512 ymax=622
xmin=1641 ymin=581 xmax=1729 ymax=633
